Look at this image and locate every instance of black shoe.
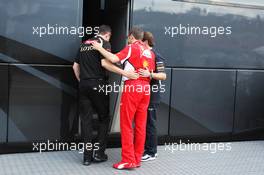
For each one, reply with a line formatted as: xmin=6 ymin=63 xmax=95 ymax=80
xmin=83 ymin=159 xmax=92 ymax=166
xmin=93 ymin=152 xmax=108 ymax=162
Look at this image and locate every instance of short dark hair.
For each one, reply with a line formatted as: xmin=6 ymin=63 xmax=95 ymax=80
xmin=129 ymin=26 xmax=144 ymax=40
xmin=143 ymin=31 xmax=155 ymax=47
xmin=98 ymin=25 xmax=112 ymax=35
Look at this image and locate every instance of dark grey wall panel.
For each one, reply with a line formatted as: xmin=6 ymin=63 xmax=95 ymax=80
xmin=170 ymin=69 xmax=236 ymax=136
xmin=234 ymin=70 xmax=264 ymax=134
xmin=0 ymin=0 xmax=82 ymax=64
xmin=133 ymin=0 xmax=264 ymax=69
xmin=8 ymin=65 xmax=78 ymax=142
xmin=156 ymin=68 xmax=171 ymax=136
xmin=0 ymin=64 xmax=8 ymax=143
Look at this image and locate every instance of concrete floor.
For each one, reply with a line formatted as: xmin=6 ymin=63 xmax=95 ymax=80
xmin=0 ymin=141 xmax=264 ymax=175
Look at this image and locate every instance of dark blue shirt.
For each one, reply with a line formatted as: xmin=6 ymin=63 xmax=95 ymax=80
xmin=150 ymin=49 xmax=166 ymax=104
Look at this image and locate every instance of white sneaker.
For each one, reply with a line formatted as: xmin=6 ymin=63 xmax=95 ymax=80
xmin=141 ymin=154 xmax=149 ymax=160
xmin=141 ymin=154 xmax=156 ymax=162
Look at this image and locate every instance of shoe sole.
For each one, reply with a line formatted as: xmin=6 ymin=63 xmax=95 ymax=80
xmin=93 ymin=158 xmax=108 ymax=163
xmin=114 ymin=166 xmax=136 ymax=170
xmin=113 ymin=163 xmax=136 ymax=170
xmin=141 ymin=157 xmax=156 ymax=162
xmin=83 ymin=162 xmax=92 ymax=166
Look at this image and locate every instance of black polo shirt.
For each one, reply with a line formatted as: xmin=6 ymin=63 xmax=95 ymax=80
xmin=75 ymin=36 xmax=111 ymax=80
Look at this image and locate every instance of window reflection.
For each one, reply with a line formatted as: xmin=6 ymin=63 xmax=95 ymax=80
xmin=134 ymin=0 xmax=264 ymax=18
xmin=133 ymin=0 xmax=264 ymax=68
xmin=174 ymin=0 xmax=264 ymax=8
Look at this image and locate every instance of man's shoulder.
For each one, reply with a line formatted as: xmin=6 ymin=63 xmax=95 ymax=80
xmin=152 ymin=49 xmax=165 ymax=62
xmin=131 ymin=41 xmax=145 ymax=52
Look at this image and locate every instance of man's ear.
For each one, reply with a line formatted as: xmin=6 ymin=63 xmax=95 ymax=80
xmin=107 ymin=33 xmax=111 ymax=41
xmin=130 ymin=35 xmax=135 ymax=40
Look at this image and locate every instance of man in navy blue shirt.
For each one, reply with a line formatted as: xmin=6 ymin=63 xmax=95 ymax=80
xmin=138 ymin=31 xmax=167 ymax=162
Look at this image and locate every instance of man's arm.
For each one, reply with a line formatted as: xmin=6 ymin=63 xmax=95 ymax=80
xmin=92 ymin=42 xmax=120 ymax=63
xmin=101 ymin=59 xmax=138 ymax=79
xmin=151 ymin=72 xmax=167 ymax=80
xmin=139 ymin=52 xmax=167 ymax=81
xmin=72 ymin=62 xmax=80 ymax=82
xmin=139 ymin=68 xmax=166 ymax=80
xmin=139 ymin=50 xmax=167 ymax=80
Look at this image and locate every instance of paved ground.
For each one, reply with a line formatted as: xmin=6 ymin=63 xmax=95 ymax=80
xmin=0 ymin=141 xmax=264 ymax=175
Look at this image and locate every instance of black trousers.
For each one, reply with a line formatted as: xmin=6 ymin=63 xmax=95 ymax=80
xmin=79 ymin=79 xmax=110 ymax=161
xmin=144 ymin=103 xmax=158 ymax=156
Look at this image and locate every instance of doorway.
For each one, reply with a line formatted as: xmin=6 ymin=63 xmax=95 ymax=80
xmin=82 ymin=0 xmax=131 ymax=133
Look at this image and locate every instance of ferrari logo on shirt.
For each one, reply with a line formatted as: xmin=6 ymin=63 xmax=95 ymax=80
xmin=143 ymin=60 xmax=149 ymax=68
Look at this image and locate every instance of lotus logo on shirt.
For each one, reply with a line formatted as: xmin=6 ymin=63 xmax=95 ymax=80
xmin=80 ymin=45 xmax=94 ymax=52
xmin=81 ymin=38 xmax=102 ymax=52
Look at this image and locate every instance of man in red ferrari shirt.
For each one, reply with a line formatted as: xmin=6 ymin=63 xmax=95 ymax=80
xmin=92 ymin=27 xmax=155 ymax=170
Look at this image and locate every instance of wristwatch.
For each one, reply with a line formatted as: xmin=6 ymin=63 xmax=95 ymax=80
xmin=150 ymin=72 xmax=153 ymax=79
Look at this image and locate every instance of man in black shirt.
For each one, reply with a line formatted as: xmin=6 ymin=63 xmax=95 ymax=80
xmin=73 ymin=25 xmax=138 ymax=166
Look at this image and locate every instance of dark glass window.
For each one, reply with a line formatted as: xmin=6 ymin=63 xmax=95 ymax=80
xmin=133 ymin=0 xmax=264 ymax=68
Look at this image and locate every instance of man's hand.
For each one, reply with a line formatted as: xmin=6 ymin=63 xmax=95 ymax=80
xmin=92 ymin=41 xmax=103 ymax=50
xmin=92 ymin=40 xmax=120 ymax=63
xmin=72 ymin=62 xmax=80 ymax=82
xmin=123 ymin=70 xmax=139 ymax=80
xmin=138 ymin=68 xmax=151 ymax=77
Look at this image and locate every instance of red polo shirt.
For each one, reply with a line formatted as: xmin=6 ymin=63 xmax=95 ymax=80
xmin=116 ymin=41 xmax=156 ymax=81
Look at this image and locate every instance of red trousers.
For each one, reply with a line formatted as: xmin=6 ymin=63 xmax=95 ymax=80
xmin=120 ymin=80 xmax=150 ymax=164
